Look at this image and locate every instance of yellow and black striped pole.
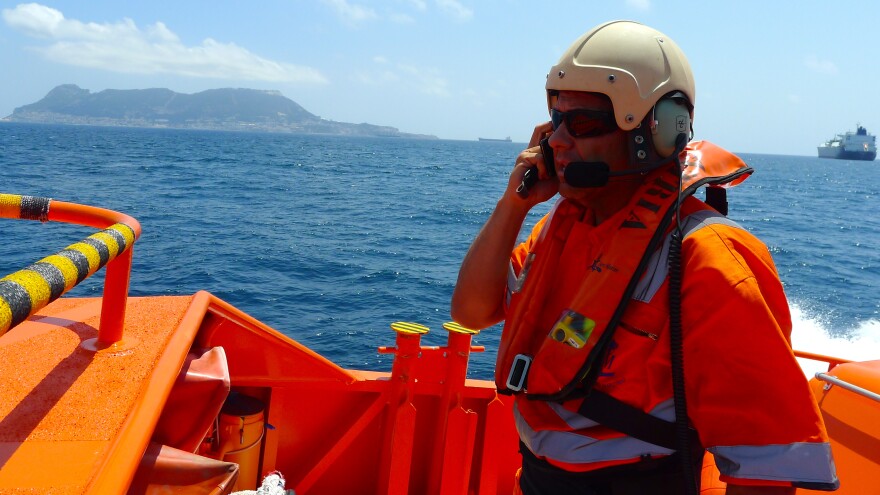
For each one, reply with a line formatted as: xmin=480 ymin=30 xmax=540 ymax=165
xmin=0 ymin=194 xmax=50 ymax=222
xmin=0 ymin=194 xmax=138 ymax=336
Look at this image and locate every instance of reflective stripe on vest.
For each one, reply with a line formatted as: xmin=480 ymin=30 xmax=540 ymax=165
xmin=633 ymin=209 xmax=744 ymax=303
xmin=514 ymin=399 xmax=676 ymax=465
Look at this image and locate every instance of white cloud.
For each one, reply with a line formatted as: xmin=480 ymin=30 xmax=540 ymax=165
xmin=398 ymin=63 xmax=450 ymax=97
xmin=2 ymin=2 xmax=63 ymax=38
xmin=354 ymin=69 xmax=400 ymax=85
xmin=357 ymin=58 xmax=450 ymax=97
xmin=322 ymin=0 xmax=378 ymax=24
xmin=804 ymin=55 xmax=838 ymax=75
xmin=146 ymin=21 xmax=180 ymax=44
xmin=435 ymin=0 xmax=473 ymax=21
xmin=2 ymin=3 xmax=327 ymax=83
xmin=626 ymin=0 xmax=651 ymax=11
xmin=322 ymin=0 xmax=468 ymax=25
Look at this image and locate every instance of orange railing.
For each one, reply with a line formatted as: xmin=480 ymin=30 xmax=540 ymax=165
xmin=794 ymin=349 xmax=852 ymax=372
xmin=0 ymin=194 xmax=141 ymax=346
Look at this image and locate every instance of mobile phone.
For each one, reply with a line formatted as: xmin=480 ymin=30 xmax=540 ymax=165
xmin=515 ymin=137 xmax=556 ymax=198
xmin=540 ymin=136 xmax=556 ymax=176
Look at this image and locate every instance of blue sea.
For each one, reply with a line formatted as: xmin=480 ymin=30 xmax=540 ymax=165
xmin=1 ymin=122 xmax=877 ymax=378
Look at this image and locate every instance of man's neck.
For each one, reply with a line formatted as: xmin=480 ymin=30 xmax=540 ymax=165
xmin=569 ymin=180 xmax=643 ymax=226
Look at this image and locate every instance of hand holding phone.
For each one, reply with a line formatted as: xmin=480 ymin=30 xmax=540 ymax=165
xmin=516 ymin=136 xmax=556 ymax=198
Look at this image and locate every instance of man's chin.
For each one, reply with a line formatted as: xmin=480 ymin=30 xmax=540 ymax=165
xmin=557 ymin=183 xmax=597 ymax=203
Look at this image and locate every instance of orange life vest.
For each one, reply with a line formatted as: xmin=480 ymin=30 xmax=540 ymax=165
xmin=496 ymin=140 xmax=751 ymax=399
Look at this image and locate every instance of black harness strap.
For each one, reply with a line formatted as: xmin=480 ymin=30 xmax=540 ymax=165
xmin=576 ymin=389 xmax=697 ymax=452
xmin=704 ymin=186 xmax=728 ymax=216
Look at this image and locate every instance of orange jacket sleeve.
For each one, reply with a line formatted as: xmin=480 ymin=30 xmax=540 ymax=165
xmin=681 ymin=222 xmax=836 ymax=488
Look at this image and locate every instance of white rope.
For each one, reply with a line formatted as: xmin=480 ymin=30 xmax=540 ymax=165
xmin=230 ymin=471 xmax=295 ymax=495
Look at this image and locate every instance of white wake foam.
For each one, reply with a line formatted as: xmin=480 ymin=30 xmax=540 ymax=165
xmin=790 ymin=304 xmax=880 ymax=376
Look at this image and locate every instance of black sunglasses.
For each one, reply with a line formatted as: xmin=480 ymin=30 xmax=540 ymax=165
xmin=550 ymin=108 xmax=618 ymax=138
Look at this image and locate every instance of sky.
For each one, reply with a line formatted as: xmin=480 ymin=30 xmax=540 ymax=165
xmin=1 ymin=0 xmax=878 ymax=156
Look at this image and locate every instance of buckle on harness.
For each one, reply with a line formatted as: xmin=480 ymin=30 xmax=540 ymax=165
xmin=506 ymin=354 xmax=532 ymax=392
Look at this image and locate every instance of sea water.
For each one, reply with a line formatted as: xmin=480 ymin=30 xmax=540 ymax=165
xmin=1 ymin=123 xmax=877 ymax=378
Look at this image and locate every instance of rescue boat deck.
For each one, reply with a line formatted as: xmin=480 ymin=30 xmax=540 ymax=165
xmin=0 ymin=295 xmax=197 ymax=492
xmin=0 ymin=290 xmax=521 ymax=494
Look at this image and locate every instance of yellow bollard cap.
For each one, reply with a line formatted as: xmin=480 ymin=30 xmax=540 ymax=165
xmin=390 ymin=321 xmax=429 ymax=335
xmin=442 ymin=321 xmax=479 ymax=335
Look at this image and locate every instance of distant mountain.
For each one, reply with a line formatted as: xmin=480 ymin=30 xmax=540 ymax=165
xmin=3 ymin=84 xmax=436 ymax=139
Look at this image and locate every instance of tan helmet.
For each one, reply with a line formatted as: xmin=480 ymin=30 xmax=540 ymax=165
xmin=546 ymin=20 xmax=695 ymax=132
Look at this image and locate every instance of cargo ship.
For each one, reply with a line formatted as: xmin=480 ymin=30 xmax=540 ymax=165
xmin=817 ymin=125 xmax=877 ymax=160
xmin=477 ymin=136 xmax=512 ymax=142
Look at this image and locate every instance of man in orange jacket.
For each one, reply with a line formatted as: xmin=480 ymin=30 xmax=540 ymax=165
xmin=451 ymin=21 xmax=838 ymax=495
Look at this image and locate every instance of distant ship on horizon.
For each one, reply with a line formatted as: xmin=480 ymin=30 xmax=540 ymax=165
xmin=817 ymin=125 xmax=876 ymax=161
xmin=478 ymin=136 xmax=512 ymax=142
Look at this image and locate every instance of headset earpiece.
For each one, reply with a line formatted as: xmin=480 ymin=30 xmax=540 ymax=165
xmin=652 ymin=98 xmax=691 ymax=157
